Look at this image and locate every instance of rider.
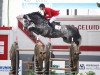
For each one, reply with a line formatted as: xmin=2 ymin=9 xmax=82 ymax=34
xmin=39 ymin=3 xmax=59 ymax=30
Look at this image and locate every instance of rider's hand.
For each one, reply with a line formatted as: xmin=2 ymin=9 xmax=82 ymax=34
xmin=47 ymin=19 xmax=50 ymax=21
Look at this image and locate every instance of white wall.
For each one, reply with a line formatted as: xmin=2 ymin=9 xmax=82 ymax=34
xmin=89 ymin=9 xmax=100 ymax=15
xmin=17 ymin=28 xmax=35 ymax=49
xmin=2 ymin=0 xmax=8 ymax=26
xmin=0 ymin=28 xmax=36 ymax=59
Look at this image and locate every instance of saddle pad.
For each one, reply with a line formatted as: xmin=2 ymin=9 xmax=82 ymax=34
xmin=55 ymin=25 xmax=61 ymax=30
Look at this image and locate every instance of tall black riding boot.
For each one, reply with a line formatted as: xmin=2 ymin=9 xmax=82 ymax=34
xmin=48 ymin=22 xmax=55 ymax=31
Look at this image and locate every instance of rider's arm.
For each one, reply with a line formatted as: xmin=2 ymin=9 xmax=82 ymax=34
xmin=44 ymin=8 xmax=52 ymax=19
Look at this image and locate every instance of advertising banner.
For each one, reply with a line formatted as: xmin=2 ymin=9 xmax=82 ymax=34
xmin=0 ymin=60 xmax=22 ymax=75
xmin=79 ymin=61 xmax=100 ymax=75
xmin=52 ymin=61 xmax=100 ymax=75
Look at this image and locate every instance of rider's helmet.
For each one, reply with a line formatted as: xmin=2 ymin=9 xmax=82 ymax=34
xmin=39 ymin=3 xmax=45 ymax=10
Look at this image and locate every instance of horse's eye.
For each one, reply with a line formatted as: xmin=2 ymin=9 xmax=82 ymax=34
xmin=40 ymin=52 xmax=42 ymax=54
xmin=24 ymin=20 xmax=29 ymax=23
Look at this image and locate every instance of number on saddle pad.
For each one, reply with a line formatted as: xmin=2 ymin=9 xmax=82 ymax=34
xmin=55 ymin=25 xmax=61 ymax=30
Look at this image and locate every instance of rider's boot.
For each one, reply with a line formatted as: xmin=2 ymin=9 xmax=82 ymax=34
xmin=48 ymin=22 xmax=56 ymax=32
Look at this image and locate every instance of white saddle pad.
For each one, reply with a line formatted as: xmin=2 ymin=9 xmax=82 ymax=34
xmin=55 ymin=25 xmax=61 ymax=30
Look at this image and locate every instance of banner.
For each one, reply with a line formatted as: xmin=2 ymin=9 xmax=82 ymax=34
xmin=0 ymin=60 xmax=22 ymax=75
xmin=79 ymin=61 xmax=100 ymax=75
xmin=52 ymin=61 xmax=100 ymax=75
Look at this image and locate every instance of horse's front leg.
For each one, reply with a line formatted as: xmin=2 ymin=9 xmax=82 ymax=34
xmin=74 ymin=43 xmax=79 ymax=55
xmin=75 ymin=42 xmax=81 ymax=55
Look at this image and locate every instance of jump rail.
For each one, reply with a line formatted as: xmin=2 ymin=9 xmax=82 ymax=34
xmin=49 ymin=67 xmax=71 ymax=71
xmin=50 ymin=49 xmax=70 ymax=52
xmin=50 ymin=58 xmax=69 ymax=61
xmin=17 ymin=49 xmax=34 ymax=51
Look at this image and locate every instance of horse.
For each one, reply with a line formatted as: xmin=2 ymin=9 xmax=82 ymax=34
xmin=22 ymin=12 xmax=81 ymax=54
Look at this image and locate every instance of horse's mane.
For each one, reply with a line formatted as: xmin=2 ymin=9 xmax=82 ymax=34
xmin=30 ymin=12 xmax=45 ymax=20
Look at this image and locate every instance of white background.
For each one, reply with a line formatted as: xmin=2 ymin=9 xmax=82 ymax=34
xmin=2 ymin=0 xmax=100 ymax=28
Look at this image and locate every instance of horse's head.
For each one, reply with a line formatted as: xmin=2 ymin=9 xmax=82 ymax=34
xmin=23 ymin=14 xmax=35 ymax=29
xmin=23 ymin=12 xmax=45 ymax=29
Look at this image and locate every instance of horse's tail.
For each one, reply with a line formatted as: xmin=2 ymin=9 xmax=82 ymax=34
xmin=73 ymin=27 xmax=82 ymax=48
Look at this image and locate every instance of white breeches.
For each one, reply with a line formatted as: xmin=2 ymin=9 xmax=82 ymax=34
xmin=49 ymin=16 xmax=58 ymax=23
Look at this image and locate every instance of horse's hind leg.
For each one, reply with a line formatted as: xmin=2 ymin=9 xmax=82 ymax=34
xmin=74 ymin=42 xmax=80 ymax=55
xmin=62 ymin=37 xmax=69 ymax=43
xmin=74 ymin=38 xmax=81 ymax=55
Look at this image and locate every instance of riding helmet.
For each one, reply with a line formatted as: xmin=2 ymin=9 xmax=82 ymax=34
xmin=39 ymin=3 xmax=45 ymax=8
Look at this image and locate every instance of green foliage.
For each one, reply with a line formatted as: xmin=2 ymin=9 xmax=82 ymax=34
xmin=86 ymin=71 xmax=95 ymax=75
xmin=26 ymin=70 xmax=35 ymax=75
xmin=78 ymin=71 xmax=96 ymax=75
xmin=51 ymin=70 xmax=57 ymax=75
xmin=79 ymin=73 xmax=83 ymax=75
xmin=97 ymin=3 xmax=100 ymax=8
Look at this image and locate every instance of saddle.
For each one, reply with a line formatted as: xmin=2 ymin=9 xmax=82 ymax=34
xmin=51 ymin=21 xmax=61 ymax=30
xmin=52 ymin=21 xmax=60 ymax=25
xmin=48 ymin=21 xmax=61 ymax=30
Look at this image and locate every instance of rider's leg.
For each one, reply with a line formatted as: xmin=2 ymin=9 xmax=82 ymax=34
xmin=49 ymin=16 xmax=58 ymax=30
xmin=48 ymin=22 xmax=55 ymax=30
xmin=49 ymin=16 xmax=57 ymax=23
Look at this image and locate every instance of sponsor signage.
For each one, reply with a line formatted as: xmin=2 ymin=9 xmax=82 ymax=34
xmin=0 ymin=60 xmax=22 ymax=75
xmin=79 ymin=61 xmax=100 ymax=75
xmin=52 ymin=61 xmax=100 ymax=75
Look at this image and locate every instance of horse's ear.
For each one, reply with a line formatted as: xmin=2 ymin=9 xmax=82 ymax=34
xmin=23 ymin=15 xmax=27 ymax=19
